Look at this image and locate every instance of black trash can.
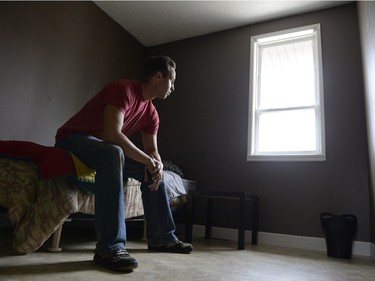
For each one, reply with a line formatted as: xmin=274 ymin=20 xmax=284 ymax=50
xmin=320 ymin=212 xmax=357 ymax=259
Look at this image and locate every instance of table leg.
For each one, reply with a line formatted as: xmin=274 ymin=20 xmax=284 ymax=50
xmin=205 ymin=197 xmax=213 ymax=239
xmin=238 ymin=194 xmax=246 ymax=250
xmin=249 ymin=195 xmax=259 ymax=245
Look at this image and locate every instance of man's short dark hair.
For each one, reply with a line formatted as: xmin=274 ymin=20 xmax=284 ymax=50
xmin=142 ymin=56 xmax=176 ymax=82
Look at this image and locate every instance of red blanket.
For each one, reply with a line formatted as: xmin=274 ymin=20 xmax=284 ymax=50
xmin=0 ymin=140 xmax=81 ymax=180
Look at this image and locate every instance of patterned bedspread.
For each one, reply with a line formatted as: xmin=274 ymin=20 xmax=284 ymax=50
xmin=0 ymin=158 xmax=143 ymax=254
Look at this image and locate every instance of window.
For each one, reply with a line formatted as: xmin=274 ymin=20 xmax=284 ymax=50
xmin=248 ymin=24 xmax=325 ymax=161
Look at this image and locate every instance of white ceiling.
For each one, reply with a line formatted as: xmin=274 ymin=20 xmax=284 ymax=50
xmin=94 ymin=1 xmax=350 ymax=47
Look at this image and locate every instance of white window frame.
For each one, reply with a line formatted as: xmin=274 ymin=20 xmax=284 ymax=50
xmin=247 ymin=24 xmax=326 ymax=161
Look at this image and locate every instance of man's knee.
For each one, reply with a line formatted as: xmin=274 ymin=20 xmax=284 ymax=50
xmin=102 ymin=143 xmax=124 ymax=167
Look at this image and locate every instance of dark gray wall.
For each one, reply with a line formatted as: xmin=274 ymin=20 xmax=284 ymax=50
xmin=0 ymin=2 xmax=371 ymax=242
xmin=0 ymin=2 xmax=145 ymax=146
xmin=149 ymin=3 xmax=371 ymax=241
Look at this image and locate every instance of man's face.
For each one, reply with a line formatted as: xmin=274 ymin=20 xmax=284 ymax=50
xmin=156 ymin=67 xmax=176 ymax=99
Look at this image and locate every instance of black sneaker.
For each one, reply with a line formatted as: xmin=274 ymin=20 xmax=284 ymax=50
xmin=148 ymin=240 xmax=193 ymax=254
xmin=94 ymin=248 xmax=138 ymax=271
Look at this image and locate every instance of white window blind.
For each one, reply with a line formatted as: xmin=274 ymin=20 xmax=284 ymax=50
xmin=248 ymin=24 xmax=325 ymax=161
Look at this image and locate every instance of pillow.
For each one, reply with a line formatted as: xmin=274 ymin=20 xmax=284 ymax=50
xmin=163 ymin=170 xmax=187 ymax=199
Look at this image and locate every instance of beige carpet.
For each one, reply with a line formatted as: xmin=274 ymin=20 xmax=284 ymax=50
xmin=0 ymin=224 xmax=374 ymax=281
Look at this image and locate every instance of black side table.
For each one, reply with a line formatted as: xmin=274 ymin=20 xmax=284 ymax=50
xmin=186 ymin=190 xmax=259 ymax=250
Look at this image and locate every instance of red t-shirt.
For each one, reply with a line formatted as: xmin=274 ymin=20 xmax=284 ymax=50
xmin=56 ymin=80 xmax=159 ymax=141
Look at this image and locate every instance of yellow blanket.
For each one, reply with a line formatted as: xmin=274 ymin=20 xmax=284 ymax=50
xmin=69 ymin=153 xmax=96 ymax=183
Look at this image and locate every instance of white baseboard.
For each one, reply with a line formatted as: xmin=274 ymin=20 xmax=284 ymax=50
xmin=192 ymin=225 xmax=374 ymax=258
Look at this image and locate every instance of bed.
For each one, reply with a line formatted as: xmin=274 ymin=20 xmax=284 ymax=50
xmin=0 ymin=140 xmax=194 ymax=254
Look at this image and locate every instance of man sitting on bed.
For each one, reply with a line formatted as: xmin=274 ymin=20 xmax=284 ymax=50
xmin=55 ymin=56 xmax=193 ymax=272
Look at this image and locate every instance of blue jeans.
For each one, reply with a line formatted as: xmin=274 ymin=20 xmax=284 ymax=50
xmin=56 ymin=135 xmax=177 ymax=255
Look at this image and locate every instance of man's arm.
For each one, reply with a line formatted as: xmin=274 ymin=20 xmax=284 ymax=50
xmin=142 ymin=132 xmax=161 ymax=162
xmin=102 ymin=104 xmax=159 ymax=177
xmin=142 ymin=132 xmax=163 ymax=189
